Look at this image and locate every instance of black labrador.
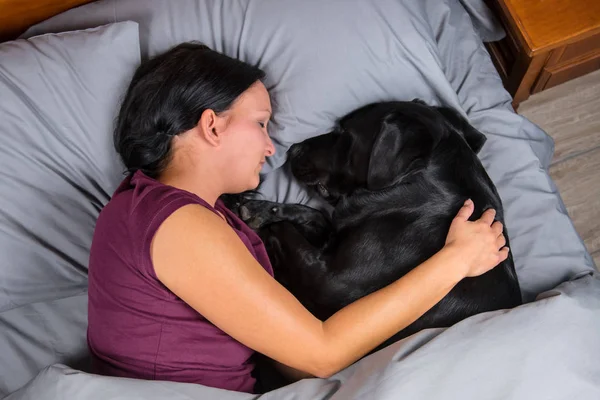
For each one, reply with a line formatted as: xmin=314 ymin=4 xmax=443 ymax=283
xmin=223 ymin=100 xmax=522 ymax=348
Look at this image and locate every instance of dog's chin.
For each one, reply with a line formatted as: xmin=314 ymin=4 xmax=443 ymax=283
xmin=309 ymin=184 xmax=340 ymax=206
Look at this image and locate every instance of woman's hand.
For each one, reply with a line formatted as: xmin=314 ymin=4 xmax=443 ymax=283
xmin=445 ymin=199 xmax=509 ymax=278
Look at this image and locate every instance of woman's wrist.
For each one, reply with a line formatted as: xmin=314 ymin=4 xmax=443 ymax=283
xmin=436 ymin=244 xmax=469 ymax=283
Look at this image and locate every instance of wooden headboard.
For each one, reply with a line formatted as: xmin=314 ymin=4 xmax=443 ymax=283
xmin=0 ymin=0 xmax=95 ymax=41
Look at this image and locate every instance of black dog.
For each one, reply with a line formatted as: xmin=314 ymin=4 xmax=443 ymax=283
xmin=224 ymin=100 xmax=522 ymax=349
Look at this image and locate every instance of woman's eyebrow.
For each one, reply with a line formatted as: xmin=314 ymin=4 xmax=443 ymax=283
xmin=256 ymin=110 xmax=272 ymax=119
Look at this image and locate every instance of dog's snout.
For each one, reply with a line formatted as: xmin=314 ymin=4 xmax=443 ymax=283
xmin=239 ymin=205 xmax=251 ymax=221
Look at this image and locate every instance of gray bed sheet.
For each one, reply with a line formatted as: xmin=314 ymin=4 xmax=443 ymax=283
xmin=7 ymin=274 xmax=600 ymax=400
xmin=3 ymin=0 xmax=598 ymax=398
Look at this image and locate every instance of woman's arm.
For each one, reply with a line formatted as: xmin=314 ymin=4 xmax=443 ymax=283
xmin=152 ymin=200 xmax=506 ymax=378
xmin=271 ymin=359 xmax=314 ymax=382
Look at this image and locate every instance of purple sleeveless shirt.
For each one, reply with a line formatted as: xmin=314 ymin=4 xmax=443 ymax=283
xmin=87 ymin=170 xmax=273 ymax=393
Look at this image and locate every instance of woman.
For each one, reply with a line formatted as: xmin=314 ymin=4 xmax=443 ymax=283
xmin=87 ymin=42 xmax=509 ymax=393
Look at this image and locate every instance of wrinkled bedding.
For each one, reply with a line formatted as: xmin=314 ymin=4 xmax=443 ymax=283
xmin=1 ymin=0 xmax=597 ymax=398
xmin=7 ymin=275 xmax=600 ymax=400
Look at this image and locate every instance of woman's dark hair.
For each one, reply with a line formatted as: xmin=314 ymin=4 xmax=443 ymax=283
xmin=114 ymin=42 xmax=266 ymax=178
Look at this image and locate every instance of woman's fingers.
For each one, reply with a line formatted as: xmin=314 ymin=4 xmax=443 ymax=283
xmin=455 ymin=199 xmax=475 ymax=221
xmin=479 ymin=208 xmax=497 ymax=226
xmin=496 ymin=233 xmax=506 ymax=249
xmin=498 ymin=246 xmax=510 ymax=262
xmin=492 ymin=220 xmax=503 ymax=235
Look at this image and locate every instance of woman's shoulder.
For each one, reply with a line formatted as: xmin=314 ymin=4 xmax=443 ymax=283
xmin=150 ymin=203 xmax=242 ymax=277
xmin=95 ymin=172 xmax=218 ymax=258
xmin=103 ymin=172 xmax=206 ymax=226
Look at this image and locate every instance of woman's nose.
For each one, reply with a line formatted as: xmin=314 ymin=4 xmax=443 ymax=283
xmin=265 ymin=135 xmax=276 ymax=156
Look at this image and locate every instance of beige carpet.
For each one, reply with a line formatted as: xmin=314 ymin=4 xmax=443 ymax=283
xmin=519 ymin=69 xmax=600 ymax=268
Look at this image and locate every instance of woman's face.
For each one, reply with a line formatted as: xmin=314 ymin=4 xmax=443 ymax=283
xmin=219 ymin=81 xmax=275 ymax=192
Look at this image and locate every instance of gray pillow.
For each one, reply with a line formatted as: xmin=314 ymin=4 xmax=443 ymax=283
xmin=0 ymin=22 xmax=141 ymax=312
xmin=20 ymin=0 xmax=506 ymax=172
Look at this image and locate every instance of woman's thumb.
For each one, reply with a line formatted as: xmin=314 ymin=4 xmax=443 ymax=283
xmin=455 ymin=199 xmax=474 ymax=221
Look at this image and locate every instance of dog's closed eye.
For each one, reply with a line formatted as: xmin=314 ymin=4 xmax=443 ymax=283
xmin=316 ymin=182 xmax=330 ymax=198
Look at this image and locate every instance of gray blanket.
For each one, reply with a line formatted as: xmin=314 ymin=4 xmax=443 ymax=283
xmin=7 ymin=273 xmax=600 ymax=400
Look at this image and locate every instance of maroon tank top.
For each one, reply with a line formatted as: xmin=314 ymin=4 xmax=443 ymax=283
xmin=87 ymin=170 xmax=273 ymax=393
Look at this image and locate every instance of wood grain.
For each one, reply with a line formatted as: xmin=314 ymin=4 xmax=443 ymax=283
xmin=500 ymin=0 xmax=600 ymax=54
xmin=559 ymin=31 xmax=600 ymax=64
xmin=519 ymin=69 xmax=600 ymax=267
xmin=519 ymin=69 xmax=600 ymax=164
xmin=509 ymin=51 xmax=550 ymax=107
xmin=549 ymin=147 xmax=600 ymax=257
xmin=487 ymin=0 xmax=600 ymax=105
xmin=0 ymin=0 xmax=94 ymax=41
xmin=543 ymin=51 xmax=600 ymax=91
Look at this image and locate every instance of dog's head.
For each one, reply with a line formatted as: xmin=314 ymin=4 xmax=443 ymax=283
xmin=288 ymin=100 xmax=486 ymax=202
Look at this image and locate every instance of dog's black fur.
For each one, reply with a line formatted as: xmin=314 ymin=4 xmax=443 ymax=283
xmin=223 ymin=100 xmax=522 ymax=350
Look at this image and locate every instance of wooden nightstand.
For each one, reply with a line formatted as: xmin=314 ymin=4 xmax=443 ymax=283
xmin=485 ymin=0 xmax=600 ymax=109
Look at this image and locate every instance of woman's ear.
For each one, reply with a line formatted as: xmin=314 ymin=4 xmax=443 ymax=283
xmin=198 ymin=109 xmax=222 ymax=146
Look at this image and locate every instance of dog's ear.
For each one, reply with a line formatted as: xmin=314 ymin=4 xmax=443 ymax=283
xmin=367 ymin=113 xmax=436 ymax=190
xmin=436 ymin=107 xmax=487 ymax=154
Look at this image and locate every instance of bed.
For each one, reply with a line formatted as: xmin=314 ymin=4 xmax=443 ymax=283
xmin=0 ymin=0 xmax=598 ymax=399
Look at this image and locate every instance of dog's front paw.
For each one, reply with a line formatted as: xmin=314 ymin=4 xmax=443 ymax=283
xmin=238 ymin=200 xmax=284 ymax=230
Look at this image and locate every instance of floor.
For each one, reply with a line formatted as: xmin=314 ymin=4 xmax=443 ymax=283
xmin=519 ymin=69 xmax=600 ymax=268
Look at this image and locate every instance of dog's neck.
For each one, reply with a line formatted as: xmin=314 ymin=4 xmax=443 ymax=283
xmin=332 ymin=133 xmax=491 ymax=231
